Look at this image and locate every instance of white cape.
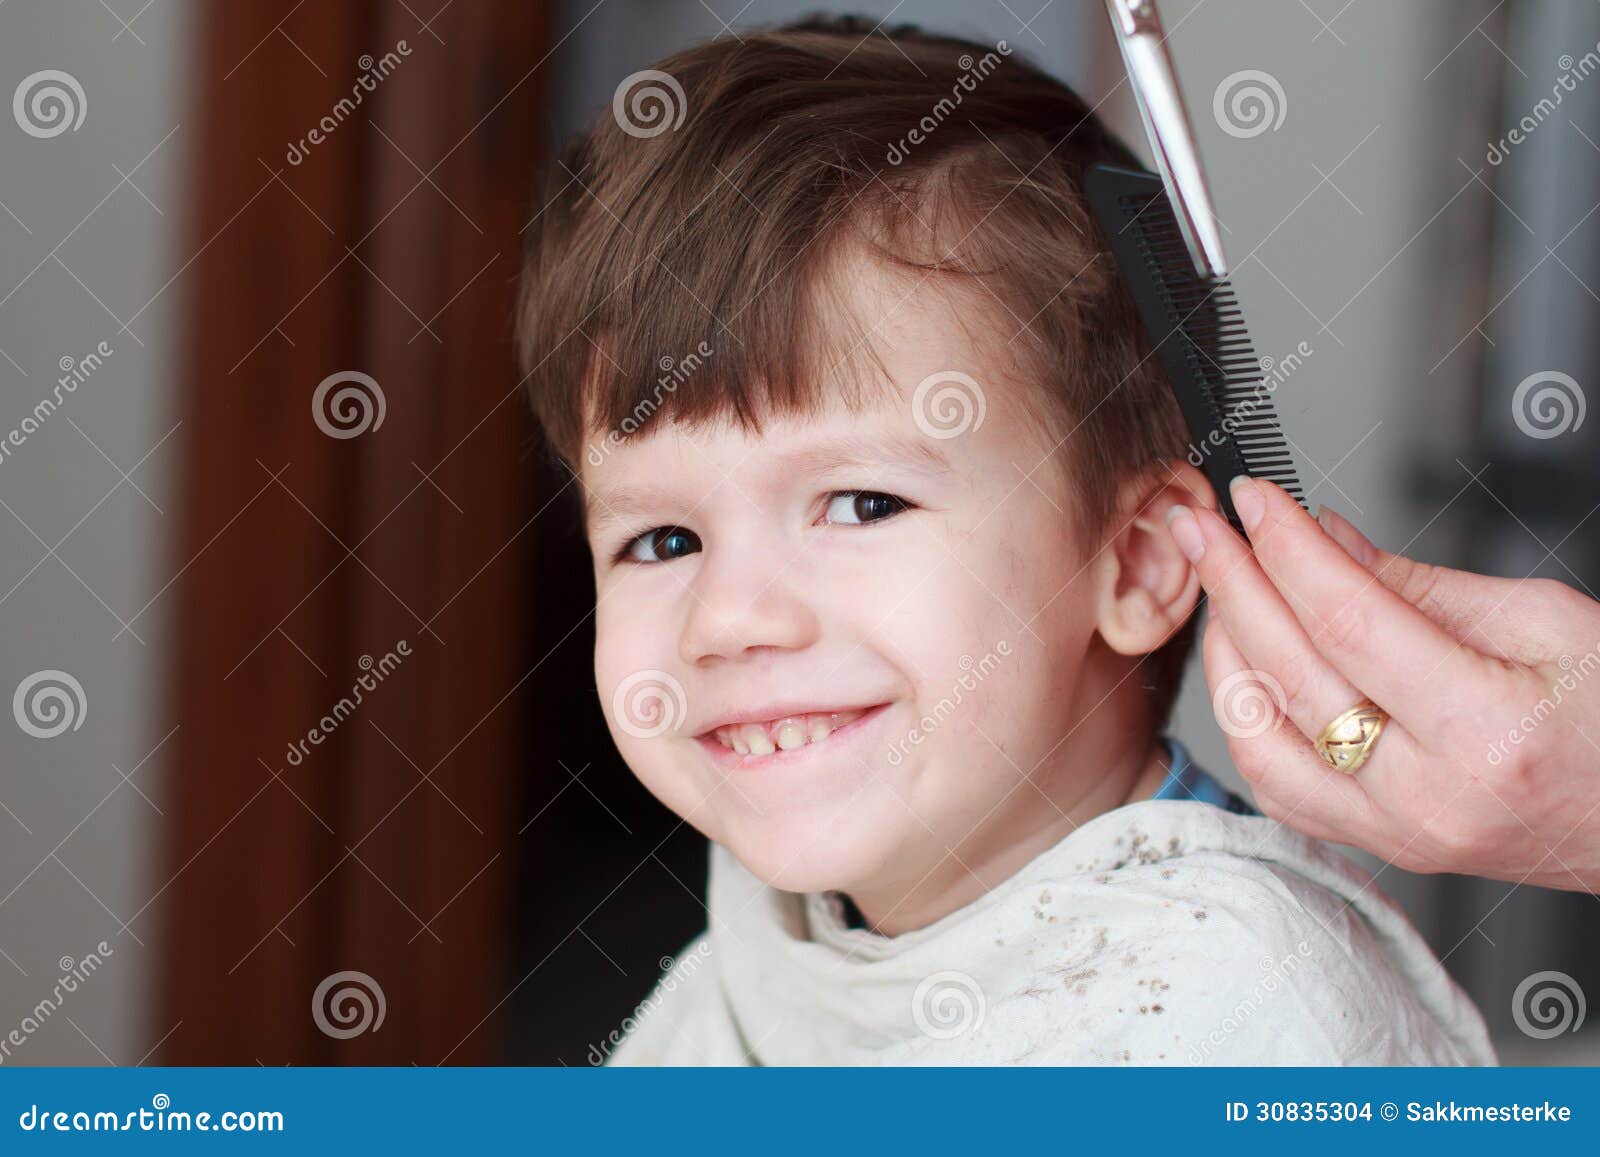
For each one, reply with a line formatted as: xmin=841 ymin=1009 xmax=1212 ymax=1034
xmin=604 ymin=799 xmax=1495 ymax=1065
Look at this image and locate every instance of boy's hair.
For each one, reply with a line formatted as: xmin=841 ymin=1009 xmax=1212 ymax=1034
xmin=516 ymin=14 xmax=1197 ymax=726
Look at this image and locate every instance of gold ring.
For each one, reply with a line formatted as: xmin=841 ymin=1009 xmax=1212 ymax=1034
xmin=1315 ymin=700 xmax=1388 ymax=774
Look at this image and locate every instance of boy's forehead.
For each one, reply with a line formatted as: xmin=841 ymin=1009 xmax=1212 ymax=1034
xmin=576 ymin=247 xmax=1041 ymax=532
xmin=579 ymin=413 xmax=958 ymax=533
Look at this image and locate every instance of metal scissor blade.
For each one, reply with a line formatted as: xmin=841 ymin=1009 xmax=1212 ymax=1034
xmin=1105 ymin=0 xmax=1230 ymax=279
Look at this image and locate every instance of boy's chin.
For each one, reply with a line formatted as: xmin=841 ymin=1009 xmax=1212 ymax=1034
xmin=720 ymin=815 xmax=896 ymax=897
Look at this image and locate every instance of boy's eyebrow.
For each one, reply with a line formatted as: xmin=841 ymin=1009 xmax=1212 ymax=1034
xmin=583 ymin=432 xmax=954 ymax=536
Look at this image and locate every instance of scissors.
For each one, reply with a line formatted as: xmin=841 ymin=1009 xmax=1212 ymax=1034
xmin=1104 ymin=0 xmax=1230 ymax=279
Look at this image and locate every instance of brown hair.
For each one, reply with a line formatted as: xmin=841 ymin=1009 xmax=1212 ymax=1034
xmin=516 ymin=13 xmax=1197 ymax=725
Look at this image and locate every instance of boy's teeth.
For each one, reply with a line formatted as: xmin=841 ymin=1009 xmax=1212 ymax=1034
xmin=775 ymin=721 xmax=806 ymax=750
xmin=713 ymin=708 xmax=869 ymax=755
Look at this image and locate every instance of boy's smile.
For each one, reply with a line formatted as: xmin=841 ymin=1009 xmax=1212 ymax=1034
xmin=699 ymin=703 xmax=888 ymax=760
xmin=579 ymin=250 xmax=1190 ymax=934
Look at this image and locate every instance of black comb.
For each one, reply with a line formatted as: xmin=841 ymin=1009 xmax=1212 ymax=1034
xmin=1085 ymin=162 xmax=1305 ymax=531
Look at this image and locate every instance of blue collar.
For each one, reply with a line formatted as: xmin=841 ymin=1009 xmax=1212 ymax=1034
xmin=1151 ymin=737 xmax=1258 ymax=815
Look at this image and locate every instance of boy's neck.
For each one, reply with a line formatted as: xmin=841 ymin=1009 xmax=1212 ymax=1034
xmin=840 ymin=732 xmax=1171 ymax=938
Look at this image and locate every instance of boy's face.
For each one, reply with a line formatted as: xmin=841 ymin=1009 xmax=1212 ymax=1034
xmin=581 ymin=259 xmax=1113 ymax=902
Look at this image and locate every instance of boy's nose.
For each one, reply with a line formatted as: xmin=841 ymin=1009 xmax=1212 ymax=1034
xmin=678 ymin=553 xmax=821 ymax=665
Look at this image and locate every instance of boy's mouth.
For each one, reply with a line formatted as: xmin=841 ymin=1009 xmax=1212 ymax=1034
xmin=698 ymin=703 xmax=890 ymax=759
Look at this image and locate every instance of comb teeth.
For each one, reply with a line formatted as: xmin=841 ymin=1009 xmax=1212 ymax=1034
xmin=1085 ymin=164 xmax=1305 ymax=530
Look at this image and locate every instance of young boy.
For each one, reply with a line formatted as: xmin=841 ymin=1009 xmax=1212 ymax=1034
xmin=517 ymin=15 xmax=1494 ymax=1065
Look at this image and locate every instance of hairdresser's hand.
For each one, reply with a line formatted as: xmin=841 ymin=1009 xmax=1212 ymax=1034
xmin=1164 ymin=475 xmax=1600 ymax=892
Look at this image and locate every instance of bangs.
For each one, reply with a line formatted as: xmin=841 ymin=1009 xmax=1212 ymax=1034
xmin=524 ymin=149 xmax=1009 ymax=473
xmin=570 ymin=202 xmax=905 ymax=466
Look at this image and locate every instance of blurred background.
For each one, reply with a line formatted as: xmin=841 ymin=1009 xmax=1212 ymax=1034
xmin=0 ymin=0 xmax=1595 ymax=1065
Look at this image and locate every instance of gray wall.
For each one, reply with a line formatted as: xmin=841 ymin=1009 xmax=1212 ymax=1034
xmin=0 ymin=0 xmax=189 ymax=1064
xmin=553 ymin=0 xmax=1106 ymax=141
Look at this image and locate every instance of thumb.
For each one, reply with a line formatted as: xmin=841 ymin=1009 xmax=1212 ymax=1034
xmin=1316 ymin=504 xmax=1557 ymax=663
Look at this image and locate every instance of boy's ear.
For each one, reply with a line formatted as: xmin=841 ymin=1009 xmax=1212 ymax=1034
xmin=1091 ymin=459 xmax=1219 ymax=657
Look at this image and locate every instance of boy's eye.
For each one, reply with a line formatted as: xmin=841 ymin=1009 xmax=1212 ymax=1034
xmin=823 ymin=490 xmax=909 ymax=525
xmin=610 ymin=491 xmax=909 ymax=566
xmin=620 ymin=526 xmax=701 ymax=564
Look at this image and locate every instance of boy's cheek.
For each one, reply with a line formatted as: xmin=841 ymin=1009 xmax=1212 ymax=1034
xmin=593 ymin=635 xmax=683 ymax=756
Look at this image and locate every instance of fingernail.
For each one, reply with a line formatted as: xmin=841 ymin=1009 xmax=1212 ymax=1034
xmin=1229 ymin=475 xmax=1264 ymax=533
xmin=1165 ymin=504 xmax=1205 ymax=563
xmin=1317 ymin=504 xmax=1377 ymax=566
